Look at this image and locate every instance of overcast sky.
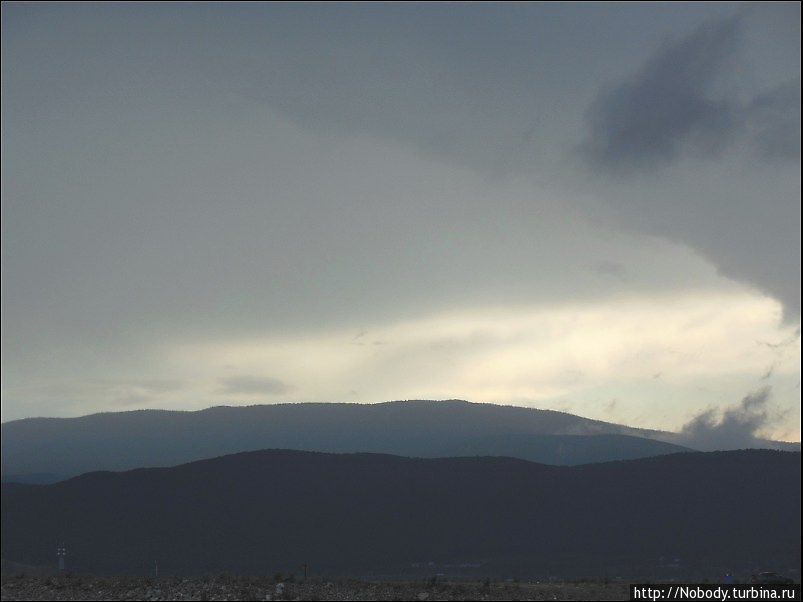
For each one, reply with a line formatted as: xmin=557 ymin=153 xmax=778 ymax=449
xmin=1 ymin=3 xmax=800 ymax=443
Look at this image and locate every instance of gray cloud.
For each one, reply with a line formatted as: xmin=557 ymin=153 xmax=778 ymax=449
xmin=218 ymin=376 xmax=291 ymax=397
xmin=190 ymin=3 xmax=739 ymax=175
xmin=676 ymin=387 xmax=792 ymax=451
xmin=743 ymin=79 xmax=801 ymax=161
xmin=581 ymin=14 xmax=800 ymax=173
xmin=589 ymin=260 xmax=628 ymax=281
xmin=582 ymin=15 xmax=741 ymax=173
xmin=577 ymin=10 xmax=801 ymax=319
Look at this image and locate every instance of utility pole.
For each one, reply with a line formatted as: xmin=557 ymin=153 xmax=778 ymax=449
xmin=57 ymin=543 xmax=66 ymax=573
xmin=155 ymin=559 xmax=159 ymax=579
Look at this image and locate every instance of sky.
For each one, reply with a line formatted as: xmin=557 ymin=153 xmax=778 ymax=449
xmin=1 ymin=2 xmax=800 ymax=443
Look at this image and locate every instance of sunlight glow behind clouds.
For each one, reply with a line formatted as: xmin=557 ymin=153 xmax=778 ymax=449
xmin=160 ymin=291 xmax=799 ymax=438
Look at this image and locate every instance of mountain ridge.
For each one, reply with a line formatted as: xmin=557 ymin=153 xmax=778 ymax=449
xmin=2 ymin=448 xmax=799 ymax=579
xmin=1 ymin=399 xmax=693 ymax=480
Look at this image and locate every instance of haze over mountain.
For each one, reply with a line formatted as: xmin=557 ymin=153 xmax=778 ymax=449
xmin=2 ymin=449 xmax=799 ymax=579
xmin=1 ymin=400 xmax=698 ymax=481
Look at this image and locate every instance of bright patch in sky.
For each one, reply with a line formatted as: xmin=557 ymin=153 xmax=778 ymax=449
xmin=12 ymin=290 xmax=790 ymax=439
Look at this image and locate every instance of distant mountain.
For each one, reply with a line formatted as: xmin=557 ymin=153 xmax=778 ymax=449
xmin=2 ymin=449 xmax=799 ymax=579
xmin=0 ymin=400 xmax=692 ymax=479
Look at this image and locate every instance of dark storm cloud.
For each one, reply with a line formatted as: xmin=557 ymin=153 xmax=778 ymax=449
xmin=582 ymin=14 xmax=800 ymax=173
xmin=582 ymin=15 xmax=741 ymax=172
xmin=218 ymin=376 xmax=291 ymax=397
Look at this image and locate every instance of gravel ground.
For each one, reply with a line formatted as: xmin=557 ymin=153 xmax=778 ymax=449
xmin=0 ymin=574 xmax=631 ymax=601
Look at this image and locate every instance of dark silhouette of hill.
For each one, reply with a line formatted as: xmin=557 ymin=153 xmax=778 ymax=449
xmin=2 ymin=449 xmax=799 ymax=579
xmin=0 ymin=473 xmax=63 ymax=486
xmin=1 ymin=400 xmax=690 ymax=481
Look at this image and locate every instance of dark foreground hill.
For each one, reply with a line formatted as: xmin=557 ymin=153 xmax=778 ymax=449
xmin=2 ymin=449 xmax=799 ymax=580
xmin=1 ymin=400 xmax=690 ymax=481
xmin=0 ymin=574 xmax=632 ymax=601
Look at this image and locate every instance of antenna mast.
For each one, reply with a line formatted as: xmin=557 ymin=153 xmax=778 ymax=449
xmin=57 ymin=543 xmax=66 ymax=573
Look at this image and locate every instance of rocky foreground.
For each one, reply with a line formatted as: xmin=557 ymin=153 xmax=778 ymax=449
xmin=1 ymin=574 xmax=630 ymax=601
